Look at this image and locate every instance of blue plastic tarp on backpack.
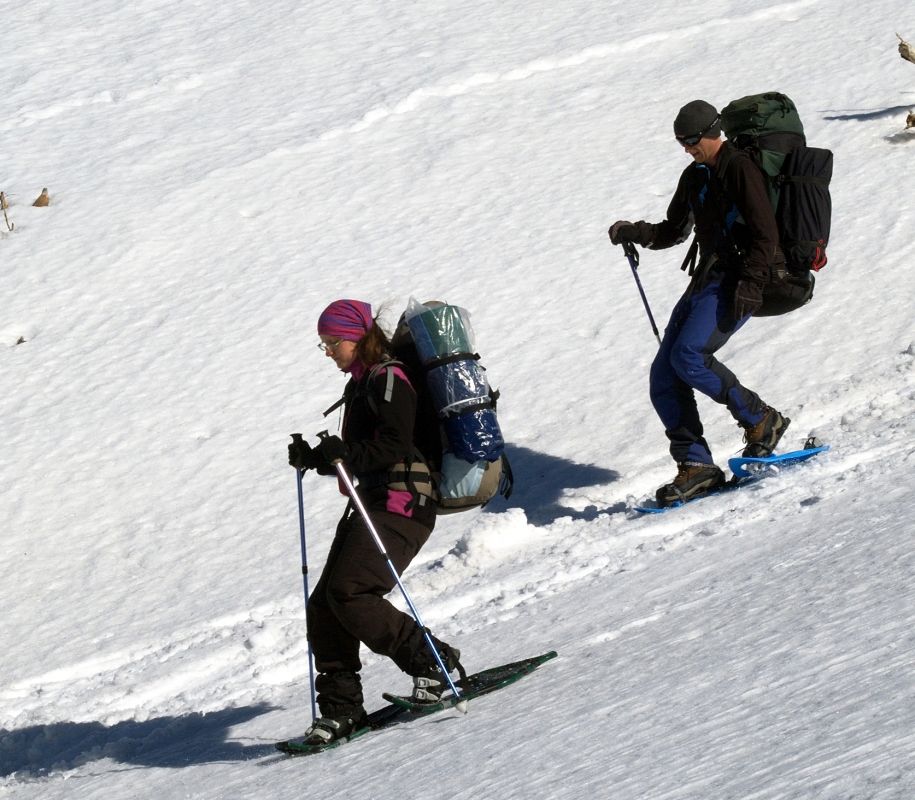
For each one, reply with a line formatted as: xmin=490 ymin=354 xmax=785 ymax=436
xmin=405 ymin=299 xmax=505 ymax=464
xmin=443 ymin=407 xmax=504 ymax=462
xmin=425 ymin=360 xmax=490 ymax=417
xmin=406 ymin=304 xmax=474 ymax=363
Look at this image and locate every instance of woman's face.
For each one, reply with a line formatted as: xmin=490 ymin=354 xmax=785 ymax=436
xmin=320 ymin=336 xmax=358 ymax=372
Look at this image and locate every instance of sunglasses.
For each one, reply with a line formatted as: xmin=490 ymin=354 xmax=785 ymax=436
xmin=676 ymin=115 xmax=720 ymax=147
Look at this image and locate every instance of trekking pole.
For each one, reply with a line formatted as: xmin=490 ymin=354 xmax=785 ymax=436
xmin=621 ymin=241 xmax=662 ymax=346
xmin=291 ymin=434 xmax=318 ymax=723
xmin=318 ymin=431 xmax=468 ymax=713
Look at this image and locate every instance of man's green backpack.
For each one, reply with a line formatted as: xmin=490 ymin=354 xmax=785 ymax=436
xmin=721 ymin=92 xmax=833 ymax=314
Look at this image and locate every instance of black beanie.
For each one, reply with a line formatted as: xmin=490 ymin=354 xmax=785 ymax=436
xmin=674 ymin=100 xmax=721 ymax=138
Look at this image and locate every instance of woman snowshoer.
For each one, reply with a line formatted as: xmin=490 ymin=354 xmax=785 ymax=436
xmin=287 ymin=298 xmax=463 ymax=745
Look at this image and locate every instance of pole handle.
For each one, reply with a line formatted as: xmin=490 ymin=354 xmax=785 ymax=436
xmin=289 ymin=433 xmax=306 ymax=475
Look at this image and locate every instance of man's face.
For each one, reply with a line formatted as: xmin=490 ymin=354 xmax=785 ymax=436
xmin=680 ymin=135 xmax=720 ymax=164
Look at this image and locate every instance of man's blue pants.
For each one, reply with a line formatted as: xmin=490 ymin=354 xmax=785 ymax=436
xmin=649 ymin=280 xmax=767 ymax=465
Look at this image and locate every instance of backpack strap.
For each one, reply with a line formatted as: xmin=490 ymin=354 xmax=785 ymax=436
xmin=322 ymin=396 xmax=345 ymax=418
xmin=422 ymin=351 xmax=481 ymax=370
xmin=679 ymin=236 xmax=700 ymax=275
xmin=364 ymin=358 xmax=406 ymax=414
xmin=715 ymin=140 xmax=738 ymax=175
xmin=381 ymin=364 xmax=397 ymax=403
xmin=775 ymin=172 xmax=831 ymax=192
xmin=498 ymin=452 xmax=514 ymax=500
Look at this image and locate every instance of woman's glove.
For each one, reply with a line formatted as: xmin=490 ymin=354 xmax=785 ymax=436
xmin=317 ymin=434 xmax=349 ymax=465
xmin=288 ymin=435 xmax=325 ymax=471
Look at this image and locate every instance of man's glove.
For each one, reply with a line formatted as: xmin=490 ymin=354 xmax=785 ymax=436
xmin=288 ymin=435 xmax=325 ymax=471
xmin=732 ymin=279 xmax=765 ymax=320
xmin=317 ymin=434 xmax=349 ymax=465
xmin=608 ymin=220 xmax=654 ymax=246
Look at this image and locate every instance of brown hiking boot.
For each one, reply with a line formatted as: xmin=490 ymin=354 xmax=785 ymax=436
xmin=655 ymin=462 xmax=726 ymax=507
xmin=741 ymin=407 xmax=790 ymax=458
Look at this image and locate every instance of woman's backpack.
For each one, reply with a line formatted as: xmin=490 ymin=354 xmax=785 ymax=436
xmin=383 ymin=299 xmax=513 ymax=514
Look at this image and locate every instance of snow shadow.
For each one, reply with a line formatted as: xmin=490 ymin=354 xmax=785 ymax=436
xmin=1 ymin=703 xmax=278 ymax=779
xmin=884 ymin=130 xmax=915 ymax=144
xmin=485 ymin=444 xmax=621 ymax=524
xmin=823 ymin=104 xmax=910 ymax=121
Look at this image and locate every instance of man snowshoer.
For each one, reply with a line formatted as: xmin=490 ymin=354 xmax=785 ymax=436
xmin=608 ymin=99 xmax=790 ymax=506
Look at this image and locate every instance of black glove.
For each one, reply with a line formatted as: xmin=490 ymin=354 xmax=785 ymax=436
xmin=608 ymin=220 xmax=654 ymax=246
xmin=288 ymin=435 xmax=324 ymax=471
xmin=317 ymin=434 xmax=349 ymax=465
xmin=732 ymin=279 xmax=765 ymax=320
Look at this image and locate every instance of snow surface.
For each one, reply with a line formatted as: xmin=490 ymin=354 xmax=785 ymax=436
xmin=2 ymin=0 xmax=914 ymax=797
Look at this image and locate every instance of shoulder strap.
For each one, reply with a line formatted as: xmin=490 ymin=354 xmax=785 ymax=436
xmin=364 ymin=358 xmax=408 ymax=414
xmin=361 ymin=358 xmax=435 ymax=512
xmin=322 ymin=360 xmax=403 ymax=419
xmin=380 ymin=363 xmax=397 ymax=404
xmin=715 ymin=140 xmax=738 ymax=175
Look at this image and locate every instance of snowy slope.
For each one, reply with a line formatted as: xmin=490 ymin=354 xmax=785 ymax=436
xmin=2 ymin=0 xmax=914 ymax=797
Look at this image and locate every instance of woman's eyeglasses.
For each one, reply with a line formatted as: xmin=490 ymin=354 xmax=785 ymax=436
xmin=317 ymin=339 xmax=343 ymax=353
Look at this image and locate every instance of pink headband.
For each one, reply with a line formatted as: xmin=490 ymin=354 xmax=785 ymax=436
xmin=317 ymin=299 xmax=373 ymax=341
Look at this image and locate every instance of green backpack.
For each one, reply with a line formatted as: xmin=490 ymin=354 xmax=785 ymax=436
xmin=720 ymin=92 xmax=833 ymax=314
xmin=721 ymin=92 xmax=806 ymax=186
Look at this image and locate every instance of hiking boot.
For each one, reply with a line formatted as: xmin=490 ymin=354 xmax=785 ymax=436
xmin=740 ymin=407 xmax=790 ymax=458
xmin=301 ymin=710 xmax=368 ymax=746
xmin=410 ymin=645 xmax=464 ymax=704
xmin=655 ymin=462 xmax=726 ymax=507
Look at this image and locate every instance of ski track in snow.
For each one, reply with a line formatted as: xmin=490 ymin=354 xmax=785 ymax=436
xmin=92 ymin=0 xmax=822 ymax=214
xmin=287 ymin=1 xmax=816 ymax=149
